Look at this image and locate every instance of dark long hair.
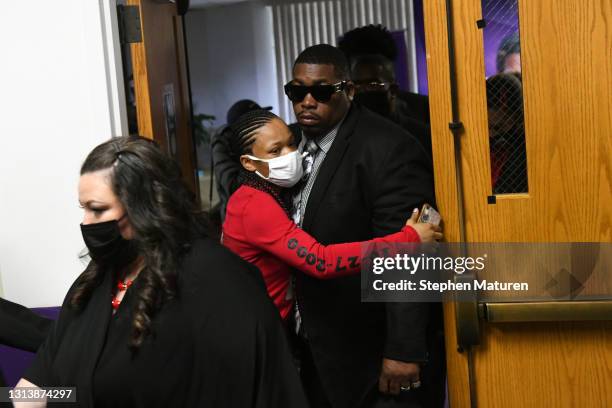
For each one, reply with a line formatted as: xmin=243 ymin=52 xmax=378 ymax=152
xmin=70 ymin=136 xmax=208 ymax=351
xmin=229 ymin=110 xmax=294 ymax=217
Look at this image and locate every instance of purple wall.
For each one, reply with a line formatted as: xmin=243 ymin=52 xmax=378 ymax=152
xmin=413 ymin=0 xmax=429 ymax=95
xmin=0 ymin=307 xmax=59 ymax=387
xmin=391 ymin=31 xmax=410 ymax=92
xmin=481 ymin=0 xmax=520 ymax=76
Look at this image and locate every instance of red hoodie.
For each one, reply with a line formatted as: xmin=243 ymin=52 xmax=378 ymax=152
xmin=222 ymin=185 xmax=420 ymax=320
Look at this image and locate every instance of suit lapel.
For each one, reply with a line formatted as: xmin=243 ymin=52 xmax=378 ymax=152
xmin=302 ymin=105 xmax=360 ymax=232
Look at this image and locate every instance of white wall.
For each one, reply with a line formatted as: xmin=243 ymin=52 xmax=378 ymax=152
xmin=0 ymin=1 xmax=126 ymax=307
xmin=185 ymin=1 xmax=279 ymax=128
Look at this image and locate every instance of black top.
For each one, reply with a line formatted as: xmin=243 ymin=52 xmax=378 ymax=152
xmin=211 ymin=126 xmax=241 ymax=223
xmin=0 ymin=297 xmax=53 ymax=352
xmin=24 ymin=238 xmax=308 ymax=408
xmin=396 ymin=90 xmax=430 ymax=125
xmin=0 ymin=296 xmax=53 ymax=391
xmin=391 ymin=105 xmax=432 ymax=162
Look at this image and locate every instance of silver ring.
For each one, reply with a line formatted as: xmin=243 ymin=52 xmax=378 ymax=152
xmin=399 ymin=385 xmax=411 ymax=392
xmin=411 ymin=380 xmax=422 ymax=389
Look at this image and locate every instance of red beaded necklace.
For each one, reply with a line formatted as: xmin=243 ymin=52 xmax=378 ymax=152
xmin=111 ymin=278 xmax=133 ymax=310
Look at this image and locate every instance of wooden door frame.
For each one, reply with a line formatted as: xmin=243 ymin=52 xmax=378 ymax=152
xmin=422 ymin=0 xmax=474 ymax=405
xmin=126 ymin=0 xmax=199 ymax=195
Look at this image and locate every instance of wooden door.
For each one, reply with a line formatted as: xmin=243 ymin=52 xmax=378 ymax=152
xmin=126 ymin=0 xmax=198 ymax=194
xmin=423 ymin=0 xmax=612 ymax=406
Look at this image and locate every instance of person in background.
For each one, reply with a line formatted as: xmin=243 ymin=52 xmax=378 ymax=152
xmin=0 ymin=297 xmax=53 ymax=387
xmin=350 ymin=53 xmax=432 ymax=159
xmin=496 ymin=32 xmax=521 ymax=74
xmin=338 ymin=24 xmax=431 ymax=125
xmin=212 ymin=99 xmax=272 ymax=224
xmin=222 ymin=109 xmax=441 ymax=321
xmin=15 ymin=136 xmax=308 ymax=408
xmin=486 ymin=72 xmax=528 ymax=194
xmin=285 ymin=44 xmax=446 ymax=408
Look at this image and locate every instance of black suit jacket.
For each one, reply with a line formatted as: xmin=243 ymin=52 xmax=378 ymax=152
xmin=394 ymin=92 xmax=433 ymax=161
xmin=397 ymin=91 xmax=430 ymax=125
xmin=0 ymin=297 xmax=53 ymax=353
xmin=0 ymin=297 xmax=53 ymax=388
xmin=293 ymin=104 xmax=436 ymax=408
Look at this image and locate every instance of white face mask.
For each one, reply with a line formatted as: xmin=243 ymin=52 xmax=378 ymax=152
xmin=244 ymin=150 xmax=304 ymax=188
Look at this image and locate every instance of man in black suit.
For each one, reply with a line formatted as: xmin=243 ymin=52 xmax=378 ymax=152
xmin=0 ymin=297 xmax=53 ymax=387
xmin=350 ymin=53 xmax=432 ymax=161
xmin=337 ymin=25 xmax=432 ymax=161
xmin=337 ymin=24 xmax=431 ymax=123
xmin=285 ymin=44 xmax=444 ymax=408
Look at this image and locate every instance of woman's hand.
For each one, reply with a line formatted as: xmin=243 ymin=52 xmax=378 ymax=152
xmin=405 ymin=208 xmax=443 ymax=243
xmin=12 ymin=378 xmax=46 ymax=408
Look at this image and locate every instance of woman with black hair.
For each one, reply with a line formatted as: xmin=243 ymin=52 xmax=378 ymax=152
xmin=222 ymin=110 xmax=441 ymax=320
xmin=15 ymin=136 xmax=308 ymax=408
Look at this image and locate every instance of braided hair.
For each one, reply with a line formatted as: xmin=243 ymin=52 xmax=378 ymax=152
xmin=229 ymin=109 xmax=277 ymax=159
xmin=229 ymin=110 xmax=294 ymax=217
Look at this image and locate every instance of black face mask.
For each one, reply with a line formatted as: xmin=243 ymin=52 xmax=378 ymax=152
xmin=354 ymin=91 xmax=392 ymax=117
xmin=80 ymin=219 xmax=139 ymax=266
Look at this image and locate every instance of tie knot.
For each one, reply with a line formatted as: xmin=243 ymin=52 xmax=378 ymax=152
xmin=305 ymin=139 xmax=319 ymax=156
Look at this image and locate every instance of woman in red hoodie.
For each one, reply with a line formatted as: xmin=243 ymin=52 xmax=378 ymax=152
xmin=222 ymin=110 xmax=441 ymax=320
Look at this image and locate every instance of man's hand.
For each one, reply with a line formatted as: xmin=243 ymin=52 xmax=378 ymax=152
xmin=378 ymin=358 xmax=421 ymax=395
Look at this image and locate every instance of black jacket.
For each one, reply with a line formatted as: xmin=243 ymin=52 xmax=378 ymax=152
xmin=211 ymin=126 xmax=241 ymax=223
xmin=0 ymin=297 xmax=53 ymax=389
xmin=24 ymin=239 xmax=308 ymax=407
xmin=393 ymin=92 xmax=432 ymax=161
xmin=0 ymin=297 xmax=52 ymax=352
xmin=292 ymin=104 xmax=437 ymax=408
xmin=396 ymin=90 xmax=430 ymax=125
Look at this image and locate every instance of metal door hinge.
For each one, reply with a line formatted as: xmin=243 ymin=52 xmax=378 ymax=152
xmin=117 ymin=5 xmax=142 ymax=44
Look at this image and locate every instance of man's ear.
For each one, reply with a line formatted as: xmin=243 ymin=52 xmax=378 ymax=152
xmin=345 ymin=80 xmax=355 ymax=101
xmin=240 ymin=155 xmax=257 ymax=172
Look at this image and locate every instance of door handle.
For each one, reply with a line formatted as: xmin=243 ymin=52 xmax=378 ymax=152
xmin=455 ymin=271 xmax=480 ymax=351
xmin=481 ymin=300 xmax=612 ymax=323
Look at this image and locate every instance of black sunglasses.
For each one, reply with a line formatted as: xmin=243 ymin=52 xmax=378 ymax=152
xmin=284 ymin=81 xmax=347 ymax=103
